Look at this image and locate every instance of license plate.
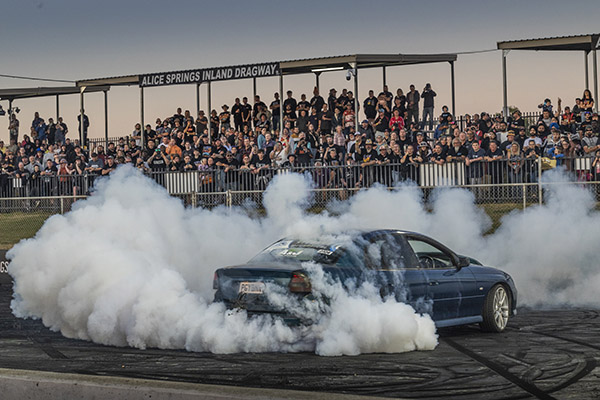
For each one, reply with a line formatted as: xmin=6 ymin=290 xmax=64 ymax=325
xmin=238 ymin=281 xmax=265 ymax=294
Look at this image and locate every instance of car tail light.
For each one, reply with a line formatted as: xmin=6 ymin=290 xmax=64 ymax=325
xmin=289 ymin=272 xmax=311 ymax=293
xmin=213 ymin=272 xmax=218 ymax=290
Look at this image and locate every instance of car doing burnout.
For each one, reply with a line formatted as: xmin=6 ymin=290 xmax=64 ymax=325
xmin=213 ymin=230 xmax=517 ymax=332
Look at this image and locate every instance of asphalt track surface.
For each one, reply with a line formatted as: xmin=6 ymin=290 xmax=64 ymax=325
xmin=1 ymin=281 xmax=599 ymax=399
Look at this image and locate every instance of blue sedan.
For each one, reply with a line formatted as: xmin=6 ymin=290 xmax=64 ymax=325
xmin=213 ymin=230 xmax=517 ymax=332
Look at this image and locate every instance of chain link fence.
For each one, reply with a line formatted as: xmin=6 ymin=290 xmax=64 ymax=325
xmin=0 ymin=196 xmax=86 ymax=250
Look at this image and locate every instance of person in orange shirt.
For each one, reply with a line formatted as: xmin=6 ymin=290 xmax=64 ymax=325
xmin=165 ymin=138 xmax=182 ymax=158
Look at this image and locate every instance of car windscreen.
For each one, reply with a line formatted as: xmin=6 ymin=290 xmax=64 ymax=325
xmin=248 ymin=240 xmax=347 ymax=266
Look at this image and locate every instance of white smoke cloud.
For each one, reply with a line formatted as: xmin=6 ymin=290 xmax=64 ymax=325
xmin=8 ymin=166 xmax=599 ymax=355
xmin=7 ymin=167 xmax=438 ymax=356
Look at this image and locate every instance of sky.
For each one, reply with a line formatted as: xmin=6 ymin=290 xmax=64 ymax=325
xmin=1 ymin=0 xmax=600 ymax=142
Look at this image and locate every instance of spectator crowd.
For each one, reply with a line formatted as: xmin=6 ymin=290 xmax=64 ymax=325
xmin=2 ymin=83 xmax=600 ymax=198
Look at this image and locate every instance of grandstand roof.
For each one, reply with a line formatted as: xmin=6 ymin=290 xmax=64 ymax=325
xmin=0 ymin=85 xmax=110 ymax=101
xmin=497 ymin=33 xmax=600 ymax=52
xmin=75 ymin=53 xmax=458 ymax=88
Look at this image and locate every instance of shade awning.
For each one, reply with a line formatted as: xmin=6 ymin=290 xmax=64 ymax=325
xmin=497 ymin=33 xmax=600 ymax=52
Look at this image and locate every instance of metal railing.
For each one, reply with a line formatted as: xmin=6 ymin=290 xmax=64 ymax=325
xmin=0 ymin=156 xmax=597 ymax=200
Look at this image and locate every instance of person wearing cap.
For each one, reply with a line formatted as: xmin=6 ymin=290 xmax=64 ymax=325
xmin=417 ymin=140 xmax=431 ymax=162
xmin=500 ymin=130 xmax=517 ymax=153
xmin=358 ymin=138 xmax=378 ymax=187
xmin=86 ymin=152 xmax=104 ymax=175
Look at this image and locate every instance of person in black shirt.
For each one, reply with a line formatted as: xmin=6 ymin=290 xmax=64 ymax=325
xmin=310 ymin=87 xmax=325 ymax=114
xmin=373 ymin=110 xmax=389 ymax=137
xmin=394 ymin=88 xmax=407 ymax=116
xmin=327 ymin=89 xmax=338 ymax=113
xmin=378 ymin=85 xmax=393 ymax=110
xmin=293 ymin=94 xmax=308 ymax=112
xmin=252 ymin=95 xmax=267 ymax=129
xmin=241 ymin=97 xmax=252 ymax=129
xmin=251 ymin=149 xmax=271 ymax=190
xmin=446 ymin=138 xmax=468 ymax=162
xmin=231 ymin=98 xmax=243 ymax=132
xmin=294 ymin=139 xmax=312 ymax=165
xmin=363 ymin=90 xmax=378 ymax=122
xmin=283 ymin=90 xmax=297 ymax=114
xmin=319 ymin=104 xmax=333 ymax=135
xmin=270 ymin=92 xmax=281 ymax=132
xmin=375 ymin=145 xmax=392 ymax=186
xmin=181 ymin=155 xmax=196 ymax=172
xmin=283 ymin=104 xmax=297 ymax=128
xmin=222 ymin=152 xmax=240 ymax=190
xmin=172 ymin=108 xmax=184 ymax=126
xmin=358 ymin=139 xmax=378 ymax=187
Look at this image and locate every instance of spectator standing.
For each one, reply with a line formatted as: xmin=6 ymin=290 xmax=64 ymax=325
xmin=310 ymin=87 xmax=325 ymax=114
xmin=270 ymin=92 xmax=281 ymax=132
xmin=77 ymin=109 xmax=90 ymax=148
xmin=241 ymin=97 xmax=252 ymax=129
xmin=363 ymin=90 xmax=378 ymax=122
xmin=283 ymin=90 xmax=297 ymax=114
xmin=9 ymin=113 xmax=19 ymax=144
xmin=406 ymin=84 xmax=420 ymax=126
xmin=421 ymin=83 xmax=436 ymax=130
xmin=379 ymin=85 xmax=393 ymax=110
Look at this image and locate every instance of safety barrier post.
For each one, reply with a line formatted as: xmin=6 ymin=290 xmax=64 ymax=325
xmin=537 ymin=157 xmax=543 ymax=205
xmin=226 ymin=190 xmax=232 ymax=208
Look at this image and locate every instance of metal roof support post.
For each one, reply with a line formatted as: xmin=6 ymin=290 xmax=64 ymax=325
xmin=196 ymin=83 xmax=200 ymax=118
xmin=502 ymin=50 xmax=509 ymax=121
xmin=104 ymin=90 xmax=108 ymax=145
xmin=593 ymin=49 xmax=598 ymax=113
xmin=55 ymin=95 xmax=60 ymax=120
xmin=353 ymin=65 xmax=359 ymax=135
xmin=207 ymin=81 xmax=212 ymax=144
xmin=279 ymin=74 xmax=284 ymax=136
xmin=140 ymin=87 xmax=145 ymax=149
xmin=584 ymin=51 xmax=590 ymax=90
xmin=79 ymin=88 xmax=85 ymax=146
xmin=252 ymin=77 xmax=257 ymax=101
xmin=382 ymin=66 xmax=387 ymax=87
xmin=450 ymin=61 xmax=456 ymax=118
xmin=314 ymin=72 xmax=320 ymax=91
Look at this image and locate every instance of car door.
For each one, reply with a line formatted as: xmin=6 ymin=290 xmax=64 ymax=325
xmin=405 ymin=236 xmax=478 ymax=322
xmin=362 ymin=232 xmax=428 ymax=314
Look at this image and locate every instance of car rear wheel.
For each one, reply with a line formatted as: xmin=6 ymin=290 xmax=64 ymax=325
xmin=480 ymin=284 xmax=510 ymax=333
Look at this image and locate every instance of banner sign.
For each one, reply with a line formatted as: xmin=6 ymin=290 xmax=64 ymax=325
xmin=139 ymin=62 xmax=281 ymax=87
xmin=0 ymin=250 xmax=11 ymax=284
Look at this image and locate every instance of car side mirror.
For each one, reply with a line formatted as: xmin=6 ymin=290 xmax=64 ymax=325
xmin=457 ymin=256 xmax=470 ymax=269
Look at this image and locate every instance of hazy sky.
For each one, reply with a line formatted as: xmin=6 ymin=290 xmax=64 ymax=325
xmin=2 ymin=0 xmax=600 ymax=141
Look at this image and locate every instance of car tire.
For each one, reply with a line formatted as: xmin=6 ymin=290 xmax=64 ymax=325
xmin=480 ymin=284 xmax=510 ymax=333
